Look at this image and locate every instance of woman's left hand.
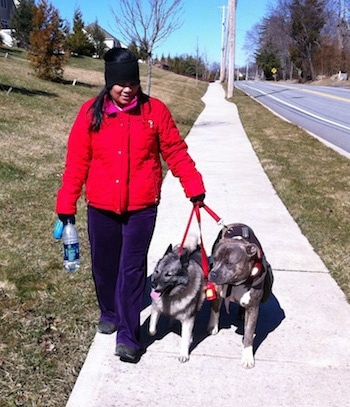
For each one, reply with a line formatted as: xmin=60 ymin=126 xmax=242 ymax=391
xmin=190 ymin=194 xmax=205 ymax=206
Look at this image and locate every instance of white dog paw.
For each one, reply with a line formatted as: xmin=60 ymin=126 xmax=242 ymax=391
xmin=241 ymin=346 xmax=255 ymax=369
xmin=148 ymin=323 xmax=157 ymax=336
xmin=178 ymin=354 xmax=190 ymax=363
xmin=208 ymin=325 xmax=219 ymax=335
xmin=240 ymin=291 xmax=251 ymax=307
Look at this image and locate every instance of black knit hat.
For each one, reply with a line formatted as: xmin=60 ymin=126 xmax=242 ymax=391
xmin=104 ymin=48 xmax=140 ymax=89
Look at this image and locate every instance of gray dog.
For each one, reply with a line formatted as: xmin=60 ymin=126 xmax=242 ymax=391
xmin=149 ymin=235 xmax=206 ymax=362
xmin=208 ymin=223 xmax=273 ymax=368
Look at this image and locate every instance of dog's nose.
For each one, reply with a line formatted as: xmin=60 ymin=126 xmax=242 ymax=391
xmin=151 ymin=281 xmax=157 ymax=289
xmin=209 ymin=269 xmax=217 ymax=281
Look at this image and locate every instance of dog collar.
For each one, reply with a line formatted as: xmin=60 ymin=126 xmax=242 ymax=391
xmin=226 ymin=261 xmax=264 ymax=292
xmin=251 ymin=262 xmax=262 ymax=278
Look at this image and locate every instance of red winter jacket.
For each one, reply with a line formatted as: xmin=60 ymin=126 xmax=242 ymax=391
xmin=56 ymin=93 xmax=205 ymax=215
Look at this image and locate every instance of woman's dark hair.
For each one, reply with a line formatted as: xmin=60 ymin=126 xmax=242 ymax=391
xmin=104 ymin=47 xmax=138 ymax=64
xmin=88 ymin=48 xmax=140 ymax=132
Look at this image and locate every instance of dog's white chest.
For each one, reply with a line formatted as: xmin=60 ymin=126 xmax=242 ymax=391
xmin=224 ymin=287 xmax=252 ymax=311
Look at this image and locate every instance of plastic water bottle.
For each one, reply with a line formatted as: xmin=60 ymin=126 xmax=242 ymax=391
xmin=62 ymin=219 xmax=80 ymax=272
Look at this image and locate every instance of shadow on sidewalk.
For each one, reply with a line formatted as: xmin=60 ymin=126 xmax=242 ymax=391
xmin=140 ymin=276 xmax=285 ymax=357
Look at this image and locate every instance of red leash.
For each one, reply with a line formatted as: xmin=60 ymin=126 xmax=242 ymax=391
xmin=178 ymin=205 xmax=196 ymax=255
xmin=178 ymin=203 xmax=226 ymax=300
xmin=201 ymin=203 xmax=226 ymax=226
xmin=194 ymin=204 xmax=209 ymax=279
xmin=179 ymin=203 xmax=226 ymax=253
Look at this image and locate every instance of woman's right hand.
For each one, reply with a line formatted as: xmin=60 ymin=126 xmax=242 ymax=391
xmin=58 ymin=214 xmax=76 ymax=225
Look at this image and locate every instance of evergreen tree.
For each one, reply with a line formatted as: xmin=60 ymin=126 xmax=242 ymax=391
xmin=28 ymin=0 xmax=68 ymax=81
xmin=255 ymin=42 xmax=281 ymax=80
xmin=10 ymin=0 xmax=35 ymax=50
xmin=66 ymin=7 xmax=93 ymax=56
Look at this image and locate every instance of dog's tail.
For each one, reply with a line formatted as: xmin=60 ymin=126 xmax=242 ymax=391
xmin=183 ymin=232 xmax=199 ymax=252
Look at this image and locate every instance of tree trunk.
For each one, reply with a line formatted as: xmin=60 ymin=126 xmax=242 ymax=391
xmin=147 ymin=55 xmax=153 ymax=95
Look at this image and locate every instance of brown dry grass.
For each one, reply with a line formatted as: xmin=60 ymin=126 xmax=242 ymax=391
xmin=0 ymin=48 xmax=207 ymax=406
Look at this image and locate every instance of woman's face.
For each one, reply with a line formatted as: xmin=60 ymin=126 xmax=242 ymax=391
xmin=109 ymin=82 xmax=140 ymax=108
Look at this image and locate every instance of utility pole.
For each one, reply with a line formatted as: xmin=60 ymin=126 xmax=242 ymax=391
xmin=219 ymin=5 xmax=227 ymax=82
xmin=227 ymin=0 xmax=236 ymax=98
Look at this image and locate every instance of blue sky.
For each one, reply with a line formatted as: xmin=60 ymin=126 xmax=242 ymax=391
xmin=50 ymin=0 xmax=272 ymax=67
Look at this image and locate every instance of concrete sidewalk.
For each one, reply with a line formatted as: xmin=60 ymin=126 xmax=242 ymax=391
xmin=66 ymin=82 xmax=350 ymax=407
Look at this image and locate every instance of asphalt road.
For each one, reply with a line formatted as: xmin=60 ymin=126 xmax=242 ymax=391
xmin=235 ymin=80 xmax=350 ymax=156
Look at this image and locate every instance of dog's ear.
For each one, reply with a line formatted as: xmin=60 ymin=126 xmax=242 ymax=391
xmin=164 ymin=244 xmax=173 ymax=255
xmin=245 ymin=243 xmax=259 ymax=258
xmin=180 ymin=251 xmax=190 ymax=268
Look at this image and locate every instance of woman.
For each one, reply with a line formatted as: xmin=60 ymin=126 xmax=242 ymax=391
xmin=56 ymin=47 xmax=206 ymax=363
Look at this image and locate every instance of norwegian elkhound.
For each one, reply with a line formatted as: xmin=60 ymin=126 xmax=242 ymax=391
xmin=149 ymin=235 xmax=206 ymax=362
xmin=208 ymin=223 xmax=273 ymax=368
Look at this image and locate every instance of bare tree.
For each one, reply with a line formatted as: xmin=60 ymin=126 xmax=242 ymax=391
xmin=289 ymin=0 xmax=326 ymax=81
xmin=110 ymin=0 xmax=184 ymax=95
xmin=241 ymin=0 xmax=350 ymax=80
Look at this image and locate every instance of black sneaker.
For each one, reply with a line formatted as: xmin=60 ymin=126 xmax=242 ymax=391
xmin=97 ymin=321 xmax=117 ymax=334
xmin=115 ymin=343 xmax=138 ymax=363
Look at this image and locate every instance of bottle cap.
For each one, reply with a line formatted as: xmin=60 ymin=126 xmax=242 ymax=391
xmin=53 ymin=219 xmax=64 ymax=239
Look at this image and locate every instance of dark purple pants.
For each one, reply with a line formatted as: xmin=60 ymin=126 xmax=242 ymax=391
xmin=87 ymin=205 xmax=157 ymax=351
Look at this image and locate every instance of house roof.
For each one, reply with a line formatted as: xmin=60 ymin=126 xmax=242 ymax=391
xmin=85 ymin=23 xmax=119 ymax=42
